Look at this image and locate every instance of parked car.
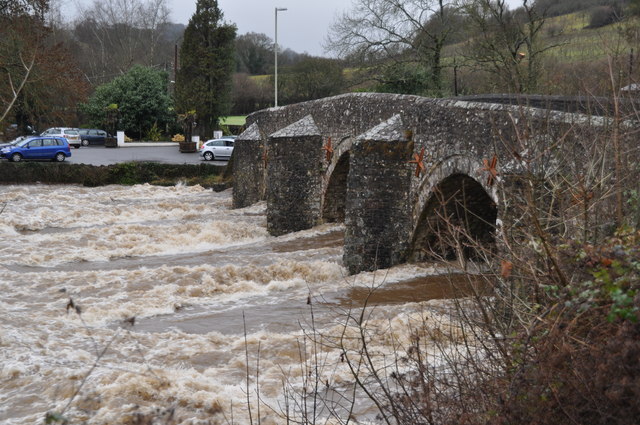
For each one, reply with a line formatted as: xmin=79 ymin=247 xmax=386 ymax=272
xmin=200 ymin=138 xmax=234 ymax=161
xmin=40 ymin=127 xmax=82 ymax=148
xmin=0 ymin=135 xmax=28 ymax=149
xmin=0 ymin=136 xmax=71 ymax=162
xmin=79 ymin=129 xmax=111 ymax=146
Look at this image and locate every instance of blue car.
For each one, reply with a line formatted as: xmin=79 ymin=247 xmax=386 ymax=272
xmin=0 ymin=136 xmax=71 ymax=162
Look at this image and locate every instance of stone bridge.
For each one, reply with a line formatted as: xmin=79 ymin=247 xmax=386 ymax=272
xmin=232 ymin=93 xmax=604 ymax=274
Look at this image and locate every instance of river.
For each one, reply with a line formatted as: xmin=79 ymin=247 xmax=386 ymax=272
xmin=0 ymin=184 xmax=474 ymax=424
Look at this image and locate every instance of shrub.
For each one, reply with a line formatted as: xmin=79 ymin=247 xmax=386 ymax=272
xmin=146 ymin=122 xmax=162 ymax=142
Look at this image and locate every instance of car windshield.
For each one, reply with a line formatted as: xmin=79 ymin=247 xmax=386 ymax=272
xmin=16 ymin=138 xmax=34 ymax=147
xmin=64 ymin=130 xmax=79 ymax=135
xmin=8 ymin=136 xmax=26 ymax=145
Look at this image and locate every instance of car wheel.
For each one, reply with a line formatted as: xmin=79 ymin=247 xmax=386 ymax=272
xmin=73 ymin=145 xmax=80 ymax=149
xmin=54 ymin=152 xmax=66 ymax=162
xmin=10 ymin=153 xmax=22 ymax=162
xmin=81 ymin=139 xmax=89 ymax=147
xmin=203 ymin=151 xmax=214 ymax=161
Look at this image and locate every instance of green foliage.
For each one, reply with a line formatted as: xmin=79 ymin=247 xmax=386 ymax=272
xmin=566 ymin=229 xmax=640 ymax=322
xmin=0 ymin=161 xmax=226 ymax=188
xmin=176 ymin=0 xmax=236 ymax=139
xmin=177 ymin=109 xmax=197 ymax=142
xmin=80 ymin=65 xmax=173 ymax=139
xmin=146 ymin=122 xmax=162 ymax=141
xmin=219 ymin=115 xmax=246 ymax=126
xmin=44 ymin=412 xmax=68 ymax=424
xmin=109 ymin=162 xmax=150 ymax=185
xmin=219 ymin=124 xmax=230 ymax=135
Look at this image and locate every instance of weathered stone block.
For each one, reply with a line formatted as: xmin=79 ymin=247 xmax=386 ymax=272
xmin=267 ymin=116 xmax=324 ymax=236
xmin=233 ymin=123 xmax=266 ymax=208
xmin=233 ymin=92 xmax=619 ymax=274
xmin=343 ymin=115 xmax=414 ymax=274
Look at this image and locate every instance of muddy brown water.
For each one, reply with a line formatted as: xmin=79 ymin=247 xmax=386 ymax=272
xmin=0 ymin=184 xmax=484 ymax=424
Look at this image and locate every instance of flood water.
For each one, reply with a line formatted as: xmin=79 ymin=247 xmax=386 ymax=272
xmin=0 ymin=184 xmax=481 ymax=424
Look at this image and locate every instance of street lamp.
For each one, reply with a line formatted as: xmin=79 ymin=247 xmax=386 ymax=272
xmin=275 ymin=7 xmax=287 ymax=107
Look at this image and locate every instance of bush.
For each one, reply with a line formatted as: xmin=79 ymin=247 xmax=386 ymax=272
xmin=146 ymin=122 xmax=162 ymax=142
xmin=489 ymin=230 xmax=640 ymax=425
xmin=0 ymin=162 xmax=228 ymax=188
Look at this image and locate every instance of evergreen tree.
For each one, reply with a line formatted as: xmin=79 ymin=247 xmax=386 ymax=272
xmin=176 ymin=0 xmax=236 ymax=139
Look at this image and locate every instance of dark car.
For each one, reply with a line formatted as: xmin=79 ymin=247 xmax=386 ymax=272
xmin=79 ymin=129 xmax=111 ymax=146
xmin=0 ymin=136 xmax=71 ymax=162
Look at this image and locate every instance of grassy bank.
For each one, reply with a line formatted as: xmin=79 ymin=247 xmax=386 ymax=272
xmin=0 ymin=161 xmax=231 ymax=190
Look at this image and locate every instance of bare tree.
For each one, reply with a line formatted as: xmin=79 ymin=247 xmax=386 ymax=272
xmin=325 ymin=0 xmax=460 ymax=94
xmin=0 ymin=0 xmax=48 ymax=126
xmin=0 ymin=27 xmax=37 ymax=125
xmin=73 ymin=0 xmax=172 ymax=84
xmin=460 ymin=0 xmax=559 ymax=93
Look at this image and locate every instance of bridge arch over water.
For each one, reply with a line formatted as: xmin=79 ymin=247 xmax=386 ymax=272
xmin=232 ymin=93 xmax=603 ymax=273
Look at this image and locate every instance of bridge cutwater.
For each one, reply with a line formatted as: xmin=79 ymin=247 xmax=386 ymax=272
xmin=232 ymin=92 xmax=621 ymax=274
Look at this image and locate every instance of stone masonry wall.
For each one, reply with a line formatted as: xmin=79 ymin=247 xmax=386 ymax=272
xmin=232 ymin=123 xmax=265 ymax=209
xmin=236 ymin=93 xmax=613 ymax=273
xmin=344 ymin=116 xmax=414 ymax=273
xmin=266 ymin=116 xmax=324 ymax=236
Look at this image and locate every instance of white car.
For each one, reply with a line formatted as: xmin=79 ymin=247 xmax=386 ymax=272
xmin=41 ymin=127 xmax=81 ymax=148
xmin=200 ymin=138 xmax=234 ymax=161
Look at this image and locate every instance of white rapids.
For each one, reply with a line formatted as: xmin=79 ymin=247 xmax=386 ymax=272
xmin=0 ymin=184 xmax=469 ymax=425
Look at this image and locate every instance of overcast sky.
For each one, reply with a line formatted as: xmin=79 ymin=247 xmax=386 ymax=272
xmin=171 ymin=0 xmax=350 ymax=57
xmin=66 ymin=0 xmax=522 ymax=58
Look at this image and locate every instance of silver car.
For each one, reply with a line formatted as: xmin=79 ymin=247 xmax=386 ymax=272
xmin=41 ymin=127 xmax=81 ymax=149
xmin=200 ymin=138 xmax=234 ymax=161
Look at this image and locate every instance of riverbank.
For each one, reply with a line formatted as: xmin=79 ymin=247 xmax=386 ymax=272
xmin=0 ymin=161 xmax=231 ymax=190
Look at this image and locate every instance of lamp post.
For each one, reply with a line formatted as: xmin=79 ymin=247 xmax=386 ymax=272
xmin=275 ymin=7 xmax=287 ymax=107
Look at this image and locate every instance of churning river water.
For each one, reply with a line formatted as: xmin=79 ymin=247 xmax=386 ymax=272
xmin=0 ymin=184 xmax=476 ymax=424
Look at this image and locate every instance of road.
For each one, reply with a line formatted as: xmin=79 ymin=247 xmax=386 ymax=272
xmin=67 ymin=144 xmax=229 ymax=166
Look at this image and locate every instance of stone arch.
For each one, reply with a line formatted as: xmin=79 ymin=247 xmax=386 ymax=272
xmin=321 ymin=136 xmax=354 ymax=223
xmin=412 ymin=155 xmax=498 ymax=222
xmin=323 ymin=151 xmax=350 ymax=222
xmin=411 ymin=166 xmax=497 ymax=261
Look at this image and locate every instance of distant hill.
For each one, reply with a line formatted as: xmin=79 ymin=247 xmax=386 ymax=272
xmin=160 ymin=22 xmax=186 ymax=44
xmin=535 ymin=0 xmax=627 ymax=18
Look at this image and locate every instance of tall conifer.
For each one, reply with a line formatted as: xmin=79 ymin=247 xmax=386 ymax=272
xmin=176 ymin=0 xmax=236 ymax=138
